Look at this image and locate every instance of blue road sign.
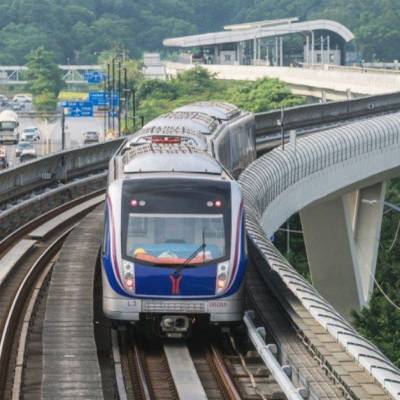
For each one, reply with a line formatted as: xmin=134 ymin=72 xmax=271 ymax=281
xmin=89 ymin=91 xmax=119 ymax=107
xmin=84 ymin=71 xmax=106 ymax=84
xmin=63 ymin=101 xmax=93 ymax=117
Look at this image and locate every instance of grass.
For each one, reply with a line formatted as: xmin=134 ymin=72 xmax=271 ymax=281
xmin=58 ymin=91 xmax=88 ymax=101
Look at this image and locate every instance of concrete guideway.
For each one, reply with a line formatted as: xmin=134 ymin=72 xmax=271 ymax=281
xmin=163 ymin=342 xmax=208 ymax=400
xmin=41 ymin=207 xmax=104 ymax=400
xmin=166 ymin=62 xmax=400 ymax=100
xmin=239 ymin=111 xmax=400 ymax=399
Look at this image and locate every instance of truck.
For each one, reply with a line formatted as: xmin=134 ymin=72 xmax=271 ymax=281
xmin=0 ymin=110 xmax=19 ymax=144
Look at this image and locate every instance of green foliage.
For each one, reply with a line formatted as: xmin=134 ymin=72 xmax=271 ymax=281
xmin=33 ymin=90 xmax=58 ymax=112
xmin=136 ymin=66 xmax=305 ymax=123
xmin=26 ymin=47 xmax=63 ymax=96
xmin=0 ymin=0 xmax=397 ymax=64
xmin=26 ymin=47 xmax=63 ymax=111
xmin=224 ymin=78 xmax=304 ymax=113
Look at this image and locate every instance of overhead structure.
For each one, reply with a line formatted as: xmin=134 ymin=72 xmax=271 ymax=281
xmin=164 ymin=18 xmax=354 ymax=66
xmin=0 ymin=65 xmax=103 ymax=85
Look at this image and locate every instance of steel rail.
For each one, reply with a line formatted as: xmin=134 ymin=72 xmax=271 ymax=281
xmin=208 ymin=343 xmax=242 ymax=400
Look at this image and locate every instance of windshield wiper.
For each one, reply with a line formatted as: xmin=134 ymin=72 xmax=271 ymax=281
xmin=172 ymin=229 xmax=206 ymax=276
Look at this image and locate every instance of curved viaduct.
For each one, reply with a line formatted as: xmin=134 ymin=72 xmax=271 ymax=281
xmin=241 ymin=112 xmax=400 ymax=316
xmin=240 ymin=113 xmax=400 ymax=399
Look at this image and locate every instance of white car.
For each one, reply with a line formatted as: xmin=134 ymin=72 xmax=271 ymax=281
xmin=21 ymin=127 xmax=41 ymax=141
xmin=15 ymin=141 xmax=36 ymax=158
xmin=13 ymin=94 xmax=32 ymax=103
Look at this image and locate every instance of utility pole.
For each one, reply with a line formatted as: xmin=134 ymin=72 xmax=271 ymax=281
xmin=118 ymin=61 xmax=122 ymax=137
xmin=61 ymin=110 xmax=66 ymax=151
xmin=111 ymin=58 xmax=115 ymax=133
xmin=107 ymin=63 xmax=111 ymax=131
xmin=103 ymin=68 xmax=107 ymax=138
xmin=132 ymin=88 xmax=136 ymax=129
xmin=124 ymin=67 xmax=128 ymax=133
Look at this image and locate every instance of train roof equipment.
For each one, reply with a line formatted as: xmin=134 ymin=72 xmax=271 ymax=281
xmin=121 ymin=143 xmax=223 ymax=175
xmin=126 ymin=125 xmax=208 ymax=151
xmin=175 ymin=102 xmax=241 ymax=120
xmin=143 ymin=111 xmax=219 ymax=135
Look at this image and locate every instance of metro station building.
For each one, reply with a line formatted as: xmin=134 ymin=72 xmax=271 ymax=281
xmin=163 ymin=18 xmax=355 ymax=66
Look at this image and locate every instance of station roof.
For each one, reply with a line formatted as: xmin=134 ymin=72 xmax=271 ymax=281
xmin=224 ymin=17 xmax=299 ymax=31
xmin=163 ymin=18 xmax=354 ymax=48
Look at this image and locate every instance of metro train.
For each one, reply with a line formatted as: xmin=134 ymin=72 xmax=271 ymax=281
xmin=102 ymin=102 xmax=256 ymax=338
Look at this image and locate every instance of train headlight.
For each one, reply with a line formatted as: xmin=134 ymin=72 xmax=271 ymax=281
xmin=216 ymin=261 xmax=229 ymax=294
xmin=122 ymin=261 xmax=135 ymax=293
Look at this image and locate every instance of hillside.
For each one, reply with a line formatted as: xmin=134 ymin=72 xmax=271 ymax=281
xmin=0 ymin=0 xmax=398 ymax=64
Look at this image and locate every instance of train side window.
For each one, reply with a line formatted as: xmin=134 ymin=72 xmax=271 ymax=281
xmin=218 ymin=134 xmax=231 ymax=171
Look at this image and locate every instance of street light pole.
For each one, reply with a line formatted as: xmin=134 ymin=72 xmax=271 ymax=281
xmin=103 ymin=69 xmax=107 ymax=138
xmin=107 ymin=63 xmax=111 ymax=132
xmin=117 ymin=61 xmax=122 ymax=137
xmin=61 ymin=110 xmax=66 ymax=151
xmin=124 ymin=67 xmax=128 ymax=133
xmin=132 ymin=88 xmax=136 ymax=129
xmin=111 ymin=58 xmax=115 ymax=134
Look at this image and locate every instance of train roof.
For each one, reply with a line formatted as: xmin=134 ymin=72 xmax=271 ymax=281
xmin=121 ymin=143 xmax=223 ymax=174
xmin=126 ymin=126 xmax=208 ymax=151
xmin=175 ymin=102 xmax=241 ymax=120
xmin=143 ymin=111 xmax=219 ymax=135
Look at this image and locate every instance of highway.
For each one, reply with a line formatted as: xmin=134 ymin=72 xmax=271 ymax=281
xmin=3 ymin=115 xmax=106 ymax=168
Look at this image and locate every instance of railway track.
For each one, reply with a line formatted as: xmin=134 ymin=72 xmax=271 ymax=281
xmin=113 ymin=326 xmax=287 ymax=400
xmin=0 ymin=191 xmax=104 ymax=399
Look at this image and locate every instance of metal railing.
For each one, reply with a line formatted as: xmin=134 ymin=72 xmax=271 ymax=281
xmin=301 ymin=63 xmax=400 ymax=76
xmin=255 ymin=92 xmax=400 ymax=137
xmin=239 ymin=112 xmax=400 ymax=399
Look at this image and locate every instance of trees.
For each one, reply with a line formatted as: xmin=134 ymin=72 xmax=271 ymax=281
xmin=26 ymin=47 xmax=63 ymax=111
xmin=135 ymin=66 xmax=305 ymax=122
xmin=0 ymin=0 xmax=398 ymax=64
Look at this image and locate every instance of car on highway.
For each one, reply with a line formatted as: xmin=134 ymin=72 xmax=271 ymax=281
xmin=20 ymin=153 xmax=37 ymax=163
xmin=0 ymin=95 xmax=8 ymax=107
xmin=21 ymin=126 xmax=41 ymax=142
xmin=10 ymin=102 xmax=24 ymax=111
xmin=83 ymin=131 xmax=100 ymax=144
xmin=13 ymin=94 xmax=32 ymax=103
xmin=15 ymin=141 xmax=36 ymax=158
xmin=0 ymin=146 xmax=8 ymax=169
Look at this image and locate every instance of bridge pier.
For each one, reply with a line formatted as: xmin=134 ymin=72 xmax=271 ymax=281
xmin=300 ymin=182 xmax=386 ymax=320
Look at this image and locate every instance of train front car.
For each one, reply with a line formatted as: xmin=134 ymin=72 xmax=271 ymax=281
xmin=102 ymin=145 xmax=247 ymax=338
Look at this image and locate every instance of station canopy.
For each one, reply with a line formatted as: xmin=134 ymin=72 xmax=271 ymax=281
xmin=163 ymin=18 xmax=354 ymax=48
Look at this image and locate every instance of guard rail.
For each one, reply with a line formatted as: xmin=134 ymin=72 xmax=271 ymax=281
xmin=0 ymin=138 xmax=123 ymax=206
xmin=255 ymin=91 xmax=400 ymax=137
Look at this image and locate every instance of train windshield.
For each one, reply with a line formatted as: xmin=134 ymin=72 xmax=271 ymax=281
xmin=121 ymin=179 xmax=231 ymax=266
